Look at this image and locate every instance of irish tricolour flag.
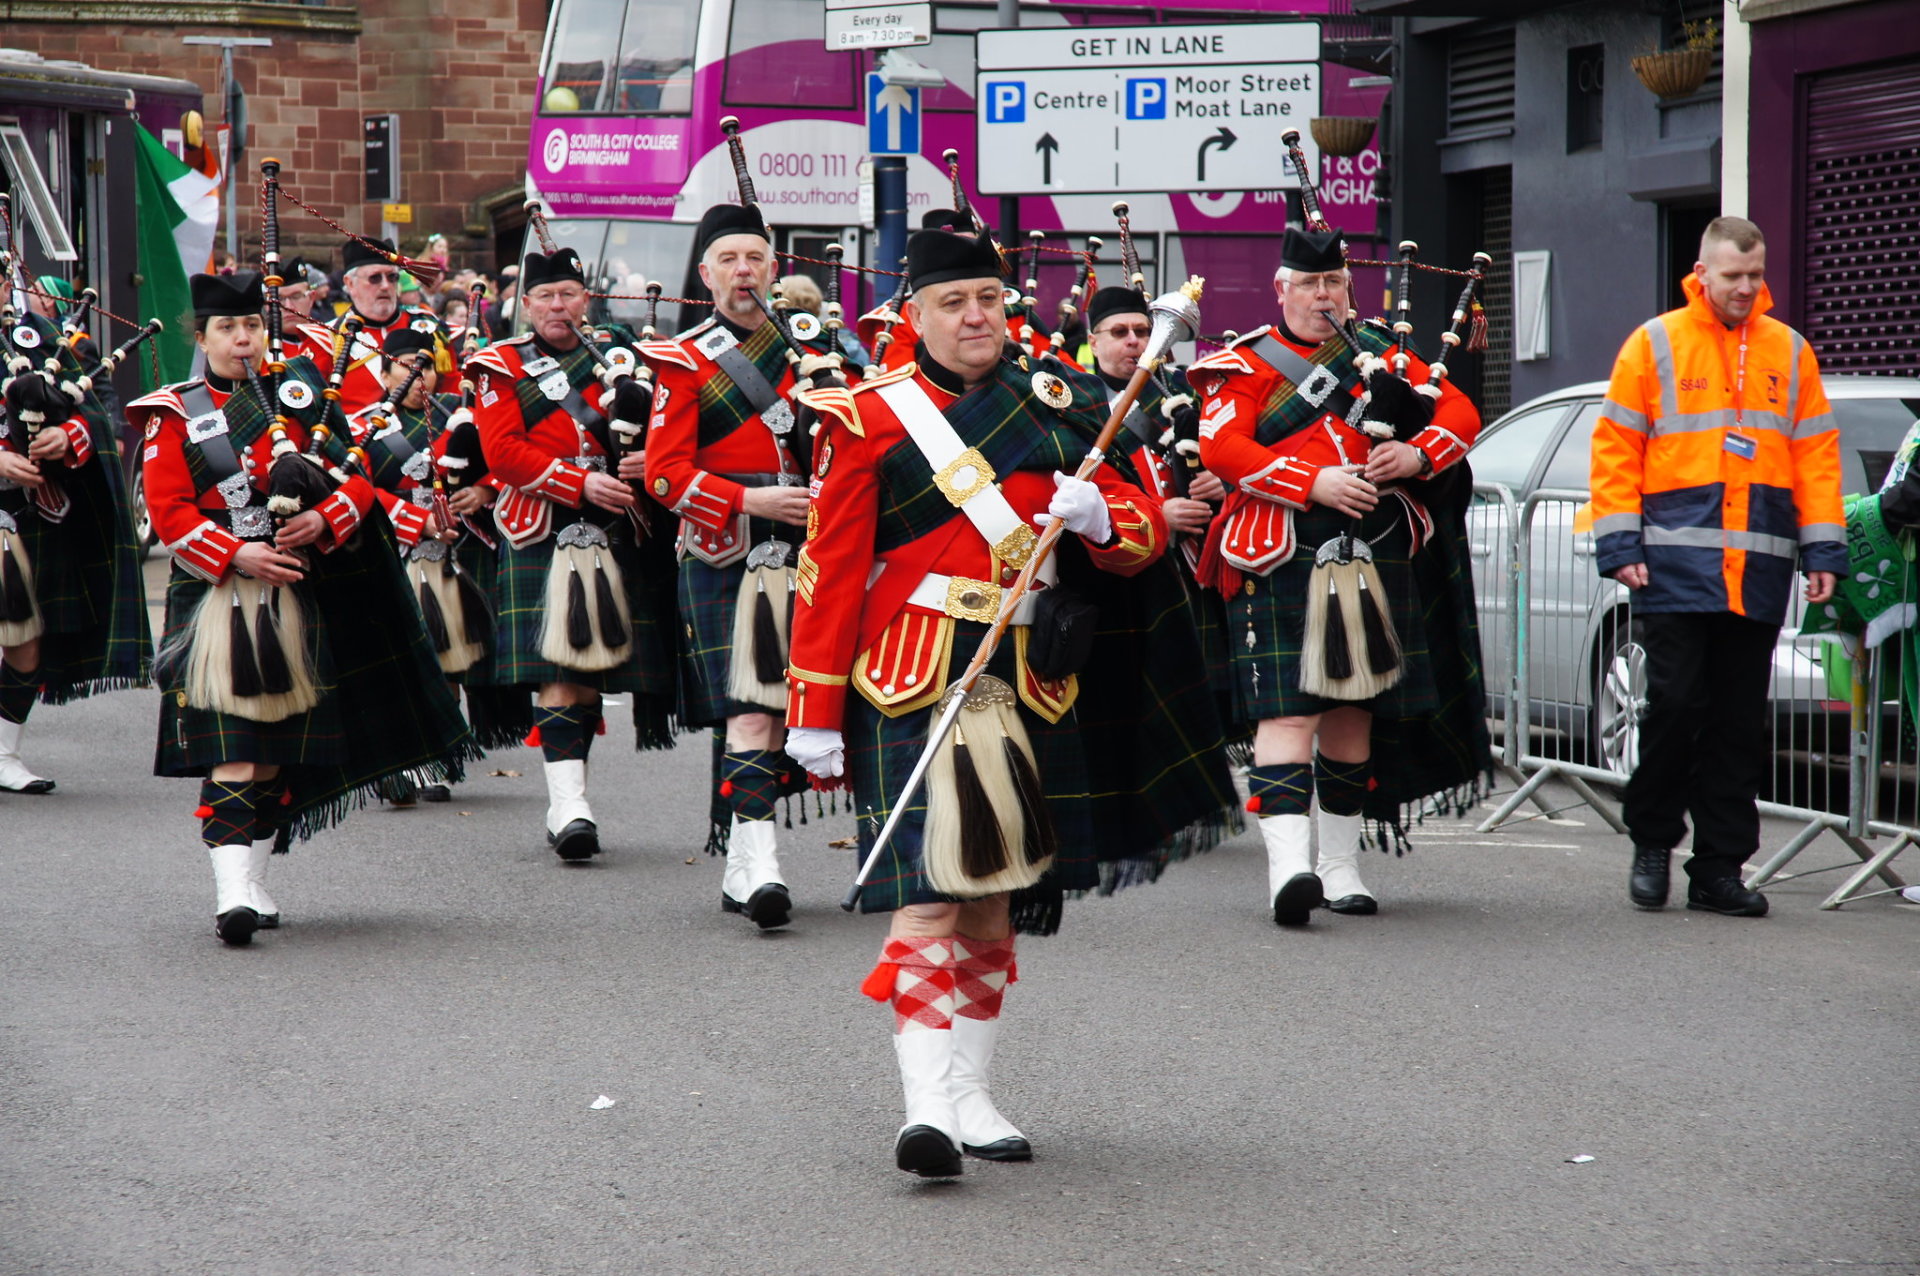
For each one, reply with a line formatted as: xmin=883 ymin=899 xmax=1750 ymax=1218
xmin=133 ymin=124 xmax=220 ymax=387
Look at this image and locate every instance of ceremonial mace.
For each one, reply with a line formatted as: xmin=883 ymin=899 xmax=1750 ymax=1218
xmin=842 ymin=277 xmax=1204 ymax=910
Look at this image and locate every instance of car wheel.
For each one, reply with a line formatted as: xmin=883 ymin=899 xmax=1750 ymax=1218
xmin=131 ymin=467 xmax=156 ymax=558
xmin=1592 ymin=617 xmax=1648 ymax=776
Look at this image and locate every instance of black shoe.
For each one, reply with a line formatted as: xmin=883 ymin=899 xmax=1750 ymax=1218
xmin=420 ymin=784 xmax=452 ymax=804
xmin=551 ymin=819 xmax=600 ymax=861
xmin=895 ymin=1125 xmax=963 ymax=1178
xmin=1327 ymin=894 xmax=1378 ymax=915
xmin=215 ymin=907 xmax=260 ymax=947
xmin=1273 ymin=872 xmax=1324 ymax=926
xmin=1630 ymin=846 xmax=1671 ymax=909
xmin=720 ymin=893 xmax=746 ymax=915
xmin=1 ymin=778 xmax=54 ymax=795
xmin=963 ymin=1136 xmax=1033 ymax=1162
xmin=745 ymin=883 xmax=792 ymax=930
xmin=256 ymin=913 xmax=281 ymax=930
xmin=1687 ymin=876 xmax=1768 ymax=917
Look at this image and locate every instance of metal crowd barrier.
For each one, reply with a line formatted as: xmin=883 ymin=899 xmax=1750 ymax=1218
xmin=1468 ymin=486 xmax=1910 ymax=909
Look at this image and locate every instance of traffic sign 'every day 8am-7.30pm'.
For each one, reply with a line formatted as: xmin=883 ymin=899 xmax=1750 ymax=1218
xmin=974 ymin=23 xmax=1321 ymax=196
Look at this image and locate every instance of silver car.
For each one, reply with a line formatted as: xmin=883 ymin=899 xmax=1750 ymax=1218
xmin=1465 ymin=376 xmax=1920 ymax=778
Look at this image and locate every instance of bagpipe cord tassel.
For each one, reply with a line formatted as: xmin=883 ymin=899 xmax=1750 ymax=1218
xmin=1467 ymin=299 xmax=1489 ymax=353
xmin=592 ymin=550 xmax=628 ymax=649
xmin=227 ymin=589 xmax=265 ymax=699
xmin=254 ymin=584 xmax=296 ymax=696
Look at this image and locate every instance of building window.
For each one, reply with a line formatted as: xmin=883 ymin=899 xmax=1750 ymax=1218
xmin=1566 ymin=44 xmax=1603 ymax=153
xmin=723 ymin=0 xmax=857 ymax=110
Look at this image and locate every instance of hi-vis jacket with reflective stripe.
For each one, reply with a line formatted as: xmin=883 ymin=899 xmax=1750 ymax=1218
xmin=1590 ymin=274 xmax=1846 ymax=626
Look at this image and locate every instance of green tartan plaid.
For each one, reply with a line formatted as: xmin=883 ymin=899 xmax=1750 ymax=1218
xmin=490 ymin=522 xmax=677 ymax=699
xmin=9 ymin=312 xmax=151 ymax=703
xmin=690 ymin=320 xmax=791 ymax=449
xmin=674 ymin=515 xmax=799 ymax=726
xmin=1226 ymin=501 xmax=1436 ymax=722
xmin=154 ymin=505 xmax=479 ymax=843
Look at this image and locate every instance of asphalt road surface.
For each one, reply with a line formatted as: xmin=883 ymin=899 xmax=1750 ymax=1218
xmin=3 ymin=587 xmax=1916 ymax=1274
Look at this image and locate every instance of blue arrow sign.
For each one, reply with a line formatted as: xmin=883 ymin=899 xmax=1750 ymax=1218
xmin=866 ymin=72 xmax=920 ymax=155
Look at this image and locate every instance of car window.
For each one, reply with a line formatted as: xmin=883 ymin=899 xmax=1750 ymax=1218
xmin=1832 ymin=395 xmax=1920 ymax=495
xmin=1466 ymin=402 xmax=1571 ymax=495
xmin=1540 ymin=401 xmax=1602 ymax=493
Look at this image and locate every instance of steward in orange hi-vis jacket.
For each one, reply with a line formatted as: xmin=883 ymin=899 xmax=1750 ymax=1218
xmin=1591 ymin=263 xmax=1846 ymax=625
xmin=1590 ymin=216 xmax=1844 ymax=920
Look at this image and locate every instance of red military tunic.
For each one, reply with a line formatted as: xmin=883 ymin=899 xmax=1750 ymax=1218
xmin=132 ymin=378 xmax=373 ymax=583
xmin=347 ymin=399 xmax=442 ymax=550
xmin=466 ymin=335 xmax=616 ymax=549
xmin=639 ymin=316 xmax=806 ymax=562
xmin=293 ymin=305 xmax=450 ymax=418
xmin=1189 ymin=323 xmax=1479 ymax=579
xmin=784 ymin=360 xmax=1166 ymax=732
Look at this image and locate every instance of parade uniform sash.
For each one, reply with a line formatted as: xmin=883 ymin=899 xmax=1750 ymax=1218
xmin=685 ymin=319 xmax=796 ymax=451
xmin=1245 ymin=323 xmax=1394 ymax=447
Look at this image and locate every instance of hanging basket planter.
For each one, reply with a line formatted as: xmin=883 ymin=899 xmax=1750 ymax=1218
xmin=1630 ymin=47 xmax=1712 ymax=100
xmin=1309 ymin=116 xmax=1377 ymax=158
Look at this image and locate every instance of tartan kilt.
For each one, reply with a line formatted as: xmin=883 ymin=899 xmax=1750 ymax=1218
xmin=1228 ymin=499 xmax=1438 ymax=722
xmin=675 ymin=515 xmax=800 ymax=727
xmin=153 ymin=567 xmax=349 ymax=772
xmin=490 ymin=515 xmax=675 ymax=696
xmin=8 ymin=495 xmax=94 ymax=636
xmin=842 ymin=619 xmax=1097 ymax=924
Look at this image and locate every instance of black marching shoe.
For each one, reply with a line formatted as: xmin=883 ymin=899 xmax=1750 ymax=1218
xmin=1327 ymin=894 xmax=1378 ymax=916
xmin=745 ymin=883 xmax=792 ymax=930
xmin=420 ymin=783 xmax=452 ymax=803
xmin=549 ymin=818 xmax=600 ymax=861
xmin=1630 ymin=845 xmax=1671 ymax=909
xmin=962 ymin=1135 xmax=1032 ymax=1162
xmin=1687 ymin=876 xmax=1768 ymax=917
xmin=215 ymin=907 xmax=260 ymax=947
xmin=895 ymin=1125 xmax=964 ymax=1179
xmin=1272 ymin=873 xmax=1325 ymax=927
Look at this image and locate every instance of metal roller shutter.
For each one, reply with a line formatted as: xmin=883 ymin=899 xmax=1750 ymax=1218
xmin=1478 ymin=166 xmax=1513 ymax=417
xmin=1802 ymin=59 xmax=1920 ymax=376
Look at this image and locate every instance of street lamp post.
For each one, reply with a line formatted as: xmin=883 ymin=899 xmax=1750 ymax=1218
xmin=181 ymin=36 xmax=273 ymax=266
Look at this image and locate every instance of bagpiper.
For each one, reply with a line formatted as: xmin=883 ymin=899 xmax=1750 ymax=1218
xmin=1190 ymin=225 xmax=1488 ymax=925
xmin=134 ymin=271 xmax=475 ymax=945
xmin=641 ymin=203 xmax=829 ymax=930
xmin=784 ymin=228 xmax=1239 ymax=1177
xmin=0 ymin=292 xmax=152 ymax=792
xmin=468 ymin=246 xmax=680 ymax=861
xmin=294 ymin=237 xmax=450 ymax=416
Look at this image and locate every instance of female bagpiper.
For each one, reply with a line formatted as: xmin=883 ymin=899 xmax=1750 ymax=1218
xmin=134 ymin=272 xmax=476 ymax=945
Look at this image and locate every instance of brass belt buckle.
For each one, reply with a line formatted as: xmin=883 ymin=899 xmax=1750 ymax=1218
xmin=944 ymin=576 xmax=1000 ymax=623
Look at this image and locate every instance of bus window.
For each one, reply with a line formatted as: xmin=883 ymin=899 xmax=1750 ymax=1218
xmin=724 ymin=0 xmax=857 ymax=110
xmin=542 ymin=0 xmax=699 ymax=115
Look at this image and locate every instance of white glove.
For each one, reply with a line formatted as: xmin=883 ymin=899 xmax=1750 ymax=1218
xmin=1035 ymin=471 xmax=1113 ymax=543
xmin=785 ymin=726 xmax=845 ymax=779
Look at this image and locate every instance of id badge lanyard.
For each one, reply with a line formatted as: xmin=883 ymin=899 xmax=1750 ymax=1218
xmin=1724 ymin=324 xmax=1756 ymax=461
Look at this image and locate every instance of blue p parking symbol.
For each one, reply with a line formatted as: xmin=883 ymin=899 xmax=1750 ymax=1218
xmin=1126 ymin=78 xmax=1166 ymax=120
xmin=986 ymin=81 xmax=1026 ymax=124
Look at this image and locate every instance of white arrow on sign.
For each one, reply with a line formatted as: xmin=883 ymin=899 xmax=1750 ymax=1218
xmin=876 ymin=83 xmax=913 ymax=151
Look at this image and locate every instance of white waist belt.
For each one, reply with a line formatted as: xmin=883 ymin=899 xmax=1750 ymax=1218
xmin=904 ymin=569 xmax=1051 ymax=626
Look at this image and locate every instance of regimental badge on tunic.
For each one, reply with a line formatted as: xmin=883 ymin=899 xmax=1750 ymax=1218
xmin=815 ymin=440 xmax=833 ymax=478
xmin=279 ymin=380 xmax=315 ymax=410
xmin=144 ymin=415 xmax=163 ymax=441
xmin=539 ymin=371 xmax=570 ymax=402
xmin=1032 ymin=370 xmax=1072 ymax=410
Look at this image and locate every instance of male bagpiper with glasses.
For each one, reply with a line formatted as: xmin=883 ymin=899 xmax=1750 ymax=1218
xmin=1190 ymin=227 xmax=1485 ymax=925
xmin=469 ymin=246 xmax=680 ymax=862
xmin=295 ymin=238 xmax=451 ymax=416
xmin=642 ymin=204 xmax=844 ymax=930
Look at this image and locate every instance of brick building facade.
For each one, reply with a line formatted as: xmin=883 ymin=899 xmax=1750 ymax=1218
xmin=1 ymin=0 xmax=544 ymax=274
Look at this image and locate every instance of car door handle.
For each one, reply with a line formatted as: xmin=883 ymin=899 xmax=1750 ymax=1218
xmin=1470 ymin=542 xmax=1493 ymax=557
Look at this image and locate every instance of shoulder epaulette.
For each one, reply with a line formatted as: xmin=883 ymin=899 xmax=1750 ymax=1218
xmin=128 ymin=383 xmax=191 ymax=412
xmin=849 ymin=361 xmax=917 ymax=397
xmin=639 ymin=337 xmax=697 ymax=371
xmin=674 ymin=316 xmax=718 ymax=341
xmin=1188 ymin=345 xmax=1255 ymax=376
xmin=796 ymin=383 xmax=863 ymax=437
xmin=467 ymin=343 xmax=518 ymax=377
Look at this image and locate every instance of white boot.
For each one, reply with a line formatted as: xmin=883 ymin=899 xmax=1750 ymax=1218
xmin=208 ymin=844 xmax=260 ymax=945
xmin=721 ymin=817 xmax=791 ymax=929
xmin=0 ymin=718 xmax=53 ymax=794
xmin=247 ymin=840 xmax=281 ymax=928
xmin=543 ymin=759 xmax=598 ymax=860
xmin=951 ymin=1015 xmax=1031 ymax=1160
xmin=893 ymin=1027 xmax=963 ymax=1177
xmin=1315 ymin=807 xmax=1378 ymax=915
xmin=1261 ymin=813 xmax=1323 ymax=925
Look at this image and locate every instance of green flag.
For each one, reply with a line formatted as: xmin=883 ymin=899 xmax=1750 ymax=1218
xmin=132 ymin=125 xmax=216 ymax=389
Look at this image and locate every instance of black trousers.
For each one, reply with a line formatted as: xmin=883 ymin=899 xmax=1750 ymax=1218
xmin=1622 ymin=611 xmax=1779 ymax=881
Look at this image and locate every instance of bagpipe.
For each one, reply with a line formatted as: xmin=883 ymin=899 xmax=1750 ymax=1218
xmin=1273 ymin=127 xmax=1490 ymax=703
xmin=0 ymin=194 xmax=163 ymax=647
xmin=1110 ymin=199 xmax=1205 ymax=503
